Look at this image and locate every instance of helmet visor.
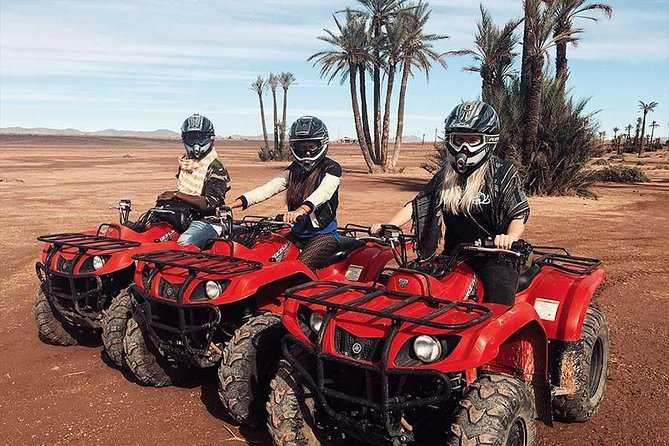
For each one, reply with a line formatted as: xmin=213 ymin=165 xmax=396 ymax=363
xmin=290 ymin=140 xmax=322 ymax=158
xmin=182 ymin=131 xmax=212 ymax=147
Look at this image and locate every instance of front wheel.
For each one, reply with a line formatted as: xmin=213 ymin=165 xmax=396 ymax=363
xmin=266 ymin=357 xmax=323 ymax=446
xmin=34 ymin=290 xmax=78 ymax=346
xmin=123 ymin=315 xmax=172 ymax=387
xmin=446 ymin=374 xmax=537 ymax=446
xmin=101 ymin=288 xmax=133 ymax=367
xmin=553 ymin=307 xmax=610 ymax=422
xmin=218 ymin=313 xmax=285 ymax=426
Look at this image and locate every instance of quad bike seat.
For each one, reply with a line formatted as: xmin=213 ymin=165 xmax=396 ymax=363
xmin=319 ymin=236 xmax=366 ymax=268
xmin=517 ymin=262 xmax=542 ymax=293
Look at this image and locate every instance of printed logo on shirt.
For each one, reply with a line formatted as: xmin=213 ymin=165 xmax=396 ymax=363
xmin=472 ymin=192 xmax=491 ymax=206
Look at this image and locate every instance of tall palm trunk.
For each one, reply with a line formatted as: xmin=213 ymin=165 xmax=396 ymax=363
xmin=389 ymin=60 xmax=411 ymax=169
xmin=523 ymin=52 xmax=544 ymax=155
xmin=521 ymin=0 xmax=538 ymax=96
xmin=555 ymin=37 xmax=568 ymax=84
xmin=373 ymin=23 xmax=382 ymax=164
xmin=271 ymin=89 xmax=279 ymax=157
xmin=650 ymin=123 xmax=657 ymax=145
xmin=257 ymin=93 xmax=269 ymax=150
xmin=280 ymin=88 xmax=288 ymax=155
xmin=349 ymin=66 xmax=376 ymax=172
xmin=638 ymin=111 xmax=648 ymax=157
xmin=358 ymin=65 xmax=373 ymax=155
xmin=380 ymin=65 xmax=396 ymax=168
xmin=481 ymin=65 xmax=493 ymax=104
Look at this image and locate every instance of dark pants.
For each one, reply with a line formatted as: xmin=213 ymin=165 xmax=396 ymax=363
xmin=467 ymin=255 xmax=520 ymax=306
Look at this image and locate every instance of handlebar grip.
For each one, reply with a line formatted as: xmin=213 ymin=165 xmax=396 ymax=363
xmin=274 ymin=214 xmax=284 ymax=222
xmin=480 ymin=238 xmax=527 ymax=251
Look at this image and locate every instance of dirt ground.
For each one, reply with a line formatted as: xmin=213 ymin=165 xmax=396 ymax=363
xmin=1 ymin=135 xmax=668 ymax=446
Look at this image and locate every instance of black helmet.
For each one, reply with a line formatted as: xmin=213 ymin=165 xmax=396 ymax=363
xmin=181 ymin=114 xmax=215 ymax=159
xmin=443 ymin=101 xmax=500 ymax=176
xmin=289 ymin=115 xmax=329 ymax=171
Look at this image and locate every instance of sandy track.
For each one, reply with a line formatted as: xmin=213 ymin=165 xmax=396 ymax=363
xmin=1 ymin=136 xmax=668 ymax=446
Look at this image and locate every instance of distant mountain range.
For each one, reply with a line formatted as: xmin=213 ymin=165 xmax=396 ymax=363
xmin=0 ymin=126 xmax=426 ymax=142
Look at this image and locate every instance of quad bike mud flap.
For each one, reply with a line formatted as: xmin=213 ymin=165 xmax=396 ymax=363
xmin=282 ymin=334 xmax=453 ymax=446
xmin=132 ymin=289 xmax=222 ymax=368
xmin=36 ymin=262 xmax=105 ymax=329
xmin=549 ymin=339 xmax=584 ymax=396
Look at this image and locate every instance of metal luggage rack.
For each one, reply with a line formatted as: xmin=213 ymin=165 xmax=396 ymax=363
xmin=37 ymin=233 xmax=140 ymax=252
xmin=285 ymin=279 xmax=492 ymax=330
xmin=132 ymin=249 xmax=262 ymax=276
xmin=533 ymin=246 xmax=601 ymax=275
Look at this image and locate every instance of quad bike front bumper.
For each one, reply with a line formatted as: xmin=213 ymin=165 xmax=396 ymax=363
xmin=35 ymin=262 xmax=114 ymax=329
xmin=130 ymin=286 xmax=222 ymax=368
xmin=282 ymin=334 xmax=455 ymax=446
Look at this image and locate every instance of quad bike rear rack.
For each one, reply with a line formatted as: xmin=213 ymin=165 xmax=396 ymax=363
xmin=132 ymin=249 xmax=262 ymax=277
xmin=533 ymin=246 xmax=601 ymax=275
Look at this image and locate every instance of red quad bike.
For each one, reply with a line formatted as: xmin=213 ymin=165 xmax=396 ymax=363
xmin=35 ymin=199 xmax=192 ymax=360
xmin=122 ymin=216 xmax=404 ymax=426
xmin=268 ymin=226 xmax=610 ymax=446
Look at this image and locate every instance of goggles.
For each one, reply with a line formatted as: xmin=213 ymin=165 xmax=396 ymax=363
xmin=446 ymin=132 xmax=498 ymax=154
xmin=182 ymin=131 xmax=212 ymax=147
xmin=290 ymin=140 xmax=322 ymax=158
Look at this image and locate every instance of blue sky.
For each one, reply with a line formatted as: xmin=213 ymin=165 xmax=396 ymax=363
xmin=1 ymin=0 xmax=668 ymax=140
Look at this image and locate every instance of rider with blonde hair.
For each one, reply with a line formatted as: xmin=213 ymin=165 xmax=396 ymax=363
xmin=372 ymin=100 xmax=530 ymax=305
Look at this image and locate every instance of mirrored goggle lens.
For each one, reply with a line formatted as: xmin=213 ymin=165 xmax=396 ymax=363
xmin=291 ymin=141 xmax=320 ymax=157
xmin=451 ymin=133 xmax=484 ymax=149
xmin=183 ymin=132 xmax=210 ymax=146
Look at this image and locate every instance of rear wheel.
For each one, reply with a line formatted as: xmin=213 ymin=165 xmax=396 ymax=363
xmin=101 ymin=288 xmax=133 ymax=367
xmin=218 ymin=313 xmax=285 ymax=426
xmin=446 ymin=374 xmax=536 ymax=446
xmin=553 ymin=307 xmax=610 ymax=422
xmin=34 ymin=290 xmax=78 ymax=346
xmin=123 ymin=315 xmax=172 ymax=387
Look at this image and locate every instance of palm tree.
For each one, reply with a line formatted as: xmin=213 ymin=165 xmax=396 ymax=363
xmin=462 ymin=5 xmax=522 ymax=103
xmin=278 ymin=72 xmax=297 ymax=156
xmin=251 ymin=76 xmax=269 ymax=151
xmin=379 ymin=13 xmax=405 ymax=166
xmin=638 ymin=100 xmax=658 ymax=156
xmin=612 ymin=126 xmax=619 ymax=151
xmin=268 ymin=73 xmax=280 ymax=158
xmin=521 ymin=0 xmax=578 ymax=154
xmin=351 ymin=0 xmax=409 ymax=163
xmin=554 ymin=0 xmax=612 ymax=84
xmin=650 ymin=120 xmax=660 ymax=148
xmin=625 ymin=123 xmax=632 ymax=142
xmin=633 ymin=117 xmax=641 ymax=147
xmin=309 ymin=11 xmax=376 ymax=171
xmin=389 ymin=1 xmax=452 ymax=169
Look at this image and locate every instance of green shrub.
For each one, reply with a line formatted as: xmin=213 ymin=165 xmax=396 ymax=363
xmin=596 ymin=166 xmax=650 ymax=183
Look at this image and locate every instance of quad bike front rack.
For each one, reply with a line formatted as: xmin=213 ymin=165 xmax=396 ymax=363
xmin=38 ymin=233 xmax=140 ymax=252
xmin=285 ymin=275 xmax=492 ymax=331
xmin=132 ymin=249 xmax=262 ymax=277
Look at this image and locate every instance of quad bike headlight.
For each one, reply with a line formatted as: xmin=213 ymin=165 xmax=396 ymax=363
xmin=309 ymin=312 xmax=324 ymax=334
xmin=413 ymin=335 xmax=442 ymax=363
xmin=92 ymin=255 xmax=107 ymax=270
xmin=205 ymin=281 xmax=222 ymax=299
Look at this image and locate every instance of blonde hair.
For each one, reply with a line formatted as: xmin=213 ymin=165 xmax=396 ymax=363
xmin=441 ymin=161 xmax=489 ymax=215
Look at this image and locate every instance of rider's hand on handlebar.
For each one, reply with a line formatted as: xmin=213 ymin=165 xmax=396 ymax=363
xmin=283 ymin=206 xmax=309 ymax=224
xmin=370 ymin=224 xmax=384 ymax=236
xmin=494 ymin=234 xmax=518 ymax=250
xmin=157 ymin=190 xmax=176 ymax=201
